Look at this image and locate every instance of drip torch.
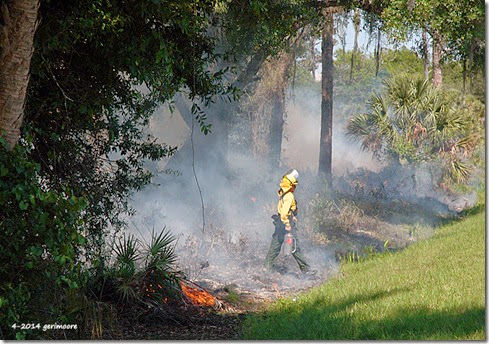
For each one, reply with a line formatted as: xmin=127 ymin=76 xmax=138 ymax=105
xmin=271 ymin=214 xmax=297 ymax=255
xmin=283 ymin=232 xmax=296 ymax=255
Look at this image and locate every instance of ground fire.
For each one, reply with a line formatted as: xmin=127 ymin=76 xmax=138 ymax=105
xmin=145 ymin=279 xmax=220 ymax=308
xmin=180 ymin=280 xmax=217 ymax=307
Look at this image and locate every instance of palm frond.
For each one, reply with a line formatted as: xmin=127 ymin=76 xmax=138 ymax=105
xmin=371 ymin=106 xmax=396 ymax=141
xmin=413 ymin=78 xmax=429 ymax=100
xmin=116 ymin=281 xmax=141 ymax=304
xmin=366 ymin=92 xmax=383 ymax=113
xmin=448 ymin=159 xmax=472 ymax=183
xmin=145 ymin=227 xmax=178 ymax=273
xmin=114 ymin=234 xmax=140 ymax=271
xmin=453 ymin=134 xmax=479 ymax=154
xmin=346 ymin=73 xmax=479 ymax=186
xmin=346 ymin=113 xmax=373 ymax=139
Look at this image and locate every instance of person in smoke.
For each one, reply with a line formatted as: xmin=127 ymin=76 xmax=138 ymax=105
xmin=264 ymin=169 xmax=317 ymax=276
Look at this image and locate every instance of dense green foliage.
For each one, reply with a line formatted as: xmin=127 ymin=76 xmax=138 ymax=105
xmin=0 ymin=138 xmax=87 ymax=339
xmin=2 ymin=2 xmax=230 ymax=338
xmin=381 ymin=0 xmax=484 ymax=64
xmin=243 ymin=202 xmax=485 ymax=340
xmin=222 ymin=0 xmax=321 ymax=59
xmin=29 ymin=0 xmax=232 ymax=243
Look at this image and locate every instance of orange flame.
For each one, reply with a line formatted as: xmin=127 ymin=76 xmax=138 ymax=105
xmin=180 ymin=281 xmax=216 ymax=307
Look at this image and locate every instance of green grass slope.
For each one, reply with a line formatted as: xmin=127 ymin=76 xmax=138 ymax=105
xmin=242 ymin=209 xmax=485 ymax=340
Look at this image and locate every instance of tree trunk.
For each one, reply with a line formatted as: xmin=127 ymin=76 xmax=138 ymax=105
xmin=0 ymin=0 xmax=40 ymax=149
xmin=310 ymin=38 xmax=316 ymax=80
xmin=319 ymin=10 xmax=334 ymax=188
xmin=432 ymin=30 xmax=443 ymax=88
xmin=268 ymin=93 xmax=285 ymax=168
xmin=268 ymin=53 xmax=292 ymax=168
xmin=336 ymin=11 xmax=347 ymax=53
xmin=248 ymin=52 xmax=292 ymax=166
xmin=374 ymin=28 xmax=381 ymax=77
xmin=468 ymin=40 xmax=474 ymax=93
xmin=422 ymin=28 xmax=429 ymax=81
xmin=349 ymin=9 xmax=360 ymax=83
xmin=462 ymin=58 xmax=467 ymax=95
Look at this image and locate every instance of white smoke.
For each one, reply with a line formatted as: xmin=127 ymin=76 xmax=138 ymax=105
xmin=125 ymin=81 xmax=477 ymax=296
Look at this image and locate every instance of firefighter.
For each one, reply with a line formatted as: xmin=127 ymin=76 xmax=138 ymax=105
xmin=263 ymin=169 xmax=317 ymax=276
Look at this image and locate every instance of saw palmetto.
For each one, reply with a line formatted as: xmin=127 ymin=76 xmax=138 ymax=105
xmin=346 ymin=74 xmax=479 ymax=183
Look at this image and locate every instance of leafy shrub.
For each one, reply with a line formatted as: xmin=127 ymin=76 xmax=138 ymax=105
xmin=301 ymin=178 xmax=364 ymax=235
xmin=0 ymin=137 xmax=87 ymax=339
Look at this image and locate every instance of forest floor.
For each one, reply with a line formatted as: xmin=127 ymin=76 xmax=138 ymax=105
xmin=103 ymin=288 xmax=270 ymax=339
xmin=104 ymin=188 xmax=477 ymax=340
xmin=104 ymin=214 xmax=441 ymax=340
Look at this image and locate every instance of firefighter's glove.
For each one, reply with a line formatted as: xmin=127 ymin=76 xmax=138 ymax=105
xmin=285 ymin=224 xmax=292 ymax=231
xmin=271 ymin=214 xmax=280 ymax=226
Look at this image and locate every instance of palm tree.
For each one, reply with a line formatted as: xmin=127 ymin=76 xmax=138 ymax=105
xmin=346 ymin=74 xmax=478 ymax=183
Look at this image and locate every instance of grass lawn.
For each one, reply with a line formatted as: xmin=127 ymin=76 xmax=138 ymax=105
xmin=242 ymin=206 xmax=485 ymax=340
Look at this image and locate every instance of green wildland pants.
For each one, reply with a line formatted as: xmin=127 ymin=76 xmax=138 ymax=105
xmin=264 ymin=215 xmax=311 ymax=272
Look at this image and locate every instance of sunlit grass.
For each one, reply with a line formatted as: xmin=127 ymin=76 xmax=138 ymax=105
xmin=242 ymin=206 xmax=485 ymax=340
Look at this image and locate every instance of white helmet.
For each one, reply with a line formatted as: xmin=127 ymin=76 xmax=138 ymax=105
xmin=285 ymin=169 xmax=299 ymax=184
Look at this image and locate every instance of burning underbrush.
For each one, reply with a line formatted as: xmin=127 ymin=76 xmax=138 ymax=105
xmin=180 ymin=279 xmax=224 ymax=309
xmin=90 ymin=277 xmax=242 ymax=340
xmin=144 ymin=279 xmax=222 ymax=309
xmin=70 ymin=226 xmax=240 ymax=340
xmin=177 ymin=221 xmax=339 ymax=300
